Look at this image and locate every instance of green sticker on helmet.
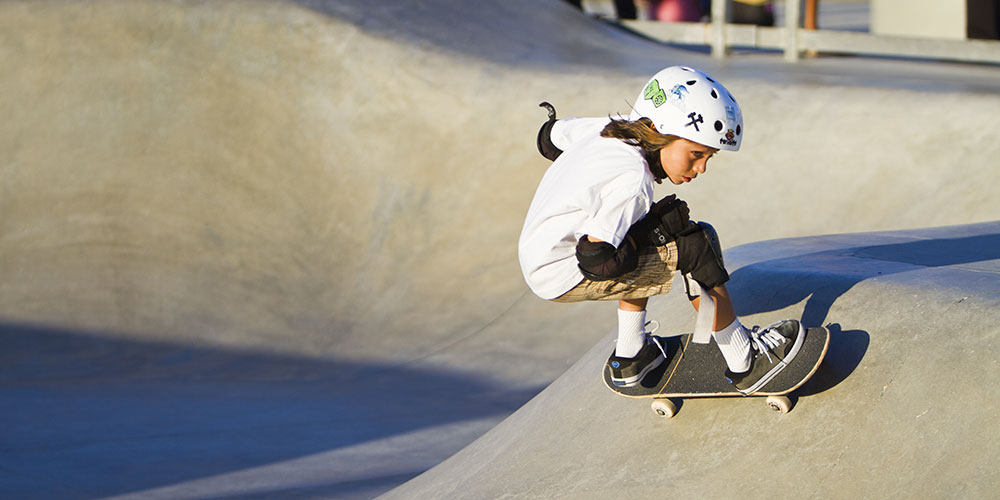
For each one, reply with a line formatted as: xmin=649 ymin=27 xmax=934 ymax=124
xmin=643 ymin=79 xmax=667 ymax=107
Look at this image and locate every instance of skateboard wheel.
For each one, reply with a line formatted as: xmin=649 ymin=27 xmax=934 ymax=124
xmin=766 ymin=395 xmax=792 ymax=413
xmin=650 ymin=399 xmax=677 ymax=418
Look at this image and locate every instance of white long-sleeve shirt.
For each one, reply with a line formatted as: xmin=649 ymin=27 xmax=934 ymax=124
xmin=518 ymin=118 xmax=656 ymax=300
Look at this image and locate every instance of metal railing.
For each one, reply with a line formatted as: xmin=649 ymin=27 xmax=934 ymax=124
xmin=614 ymin=0 xmax=1000 ymax=65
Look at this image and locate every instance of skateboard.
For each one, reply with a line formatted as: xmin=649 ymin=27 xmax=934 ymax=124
xmin=603 ymin=326 xmax=830 ymax=418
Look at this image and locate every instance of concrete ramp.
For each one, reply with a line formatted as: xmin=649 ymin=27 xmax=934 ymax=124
xmin=383 ymin=221 xmax=1000 ymax=499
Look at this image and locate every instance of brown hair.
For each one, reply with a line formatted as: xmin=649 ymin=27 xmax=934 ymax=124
xmin=600 ymin=117 xmax=679 ymax=155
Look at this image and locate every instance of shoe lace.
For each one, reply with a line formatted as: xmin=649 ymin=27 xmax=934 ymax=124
xmin=644 ymin=320 xmax=659 ymax=335
xmin=642 ymin=321 xmax=670 ymax=358
xmin=747 ymin=321 xmax=786 ymax=364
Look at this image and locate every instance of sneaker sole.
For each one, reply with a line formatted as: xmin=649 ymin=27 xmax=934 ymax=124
xmin=737 ymin=321 xmax=807 ymax=395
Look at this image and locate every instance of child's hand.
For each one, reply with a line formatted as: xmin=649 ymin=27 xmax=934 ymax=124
xmin=648 ymin=195 xmax=690 ymax=236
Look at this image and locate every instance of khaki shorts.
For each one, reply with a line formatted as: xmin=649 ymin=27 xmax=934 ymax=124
xmin=552 ymin=241 xmax=679 ymax=303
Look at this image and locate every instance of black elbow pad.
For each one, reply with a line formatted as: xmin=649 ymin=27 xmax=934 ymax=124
xmin=576 ymin=237 xmax=638 ymax=281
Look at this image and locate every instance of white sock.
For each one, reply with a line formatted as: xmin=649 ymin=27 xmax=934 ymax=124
xmin=713 ymin=318 xmax=751 ymax=372
xmin=616 ymin=309 xmax=647 ymax=358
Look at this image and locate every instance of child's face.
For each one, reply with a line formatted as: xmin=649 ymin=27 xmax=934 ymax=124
xmin=659 ymin=138 xmax=719 ymax=185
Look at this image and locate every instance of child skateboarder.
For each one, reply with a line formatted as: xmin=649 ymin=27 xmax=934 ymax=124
xmin=519 ymin=66 xmax=804 ymax=393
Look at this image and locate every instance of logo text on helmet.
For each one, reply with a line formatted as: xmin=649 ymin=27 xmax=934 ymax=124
xmin=720 ymin=129 xmax=737 ymax=147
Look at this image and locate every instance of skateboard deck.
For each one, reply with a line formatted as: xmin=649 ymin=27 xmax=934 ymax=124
xmin=603 ymin=326 xmax=830 ymax=417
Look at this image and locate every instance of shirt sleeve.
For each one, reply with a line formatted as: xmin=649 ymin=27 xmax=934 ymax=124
xmin=577 ymin=172 xmax=652 ymax=248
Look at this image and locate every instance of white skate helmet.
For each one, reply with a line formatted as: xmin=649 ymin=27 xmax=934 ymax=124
xmin=629 ymin=66 xmax=743 ymax=151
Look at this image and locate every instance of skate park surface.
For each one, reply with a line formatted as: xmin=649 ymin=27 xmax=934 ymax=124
xmin=1 ymin=1 xmax=998 ymax=499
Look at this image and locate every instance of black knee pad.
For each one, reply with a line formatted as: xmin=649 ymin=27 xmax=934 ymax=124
xmin=676 ymin=221 xmax=729 ymax=292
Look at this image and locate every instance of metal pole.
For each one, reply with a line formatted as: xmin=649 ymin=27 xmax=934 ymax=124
xmin=711 ymin=0 xmax=729 ymax=58
xmin=804 ymin=0 xmax=818 ymax=30
xmin=784 ymin=0 xmax=802 ymax=61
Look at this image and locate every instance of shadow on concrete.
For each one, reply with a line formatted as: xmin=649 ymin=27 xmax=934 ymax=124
xmin=0 ymin=323 xmax=542 ymax=500
xmin=797 ymin=323 xmax=869 ymax=397
xmin=288 ymin=0 xmax=670 ymax=70
xmin=727 ymin=231 xmax=1000 ymax=399
xmin=190 ymin=472 xmax=424 ymax=500
xmin=290 ymin=0 xmax=1000 ymax=93
xmin=730 ymin=232 xmax=1000 ymax=326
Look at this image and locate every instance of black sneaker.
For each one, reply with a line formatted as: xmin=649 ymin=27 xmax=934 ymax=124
xmin=607 ymin=335 xmax=667 ymax=388
xmin=724 ymin=319 xmax=805 ymax=395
